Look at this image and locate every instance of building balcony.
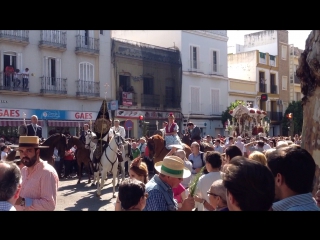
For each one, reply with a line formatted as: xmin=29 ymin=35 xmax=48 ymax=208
xmin=39 ymin=30 xmax=67 ymax=51
xmin=270 ymin=85 xmax=277 ymax=94
xmin=187 ymin=60 xmax=203 ymax=73
xmin=164 ymin=96 xmax=180 ymax=108
xmin=0 ymin=72 xmax=29 ymax=92
xmin=259 ymin=83 xmax=266 ymax=93
xmin=270 ymin=59 xmax=276 ymax=66
xmin=141 ymin=94 xmax=160 ymax=107
xmin=259 ymin=57 xmax=266 ymax=64
xmin=209 ymin=63 xmax=223 ymax=75
xmin=40 ymin=77 xmax=67 ymax=95
xmin=0 ymin=30 xmax=29 ymax=45
xmin=75 ymin=35 xmax=99 ymax=56
xmin=76 ymin=80 xmax=100 ymax=98
xmin=267 ymin=111 xmax=283 ymax=122
xmin=294 ymin=74 xmax=300 ymax=84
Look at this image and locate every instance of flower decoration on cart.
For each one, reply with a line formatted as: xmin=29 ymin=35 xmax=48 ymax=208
xmin=226 ymin=102 xmax=268 ymax=137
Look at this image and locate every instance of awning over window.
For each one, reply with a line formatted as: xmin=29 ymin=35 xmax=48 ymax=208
xmin=0 ymin=120 xmax=43 ymax=127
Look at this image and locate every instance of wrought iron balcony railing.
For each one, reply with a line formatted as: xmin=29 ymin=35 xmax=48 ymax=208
xmin=0 ymin=72 xmax=29 ymax=92
xmin=141 ymin=94 xmax=160 ymax=107
xmin=0 ymin=30 xmax=29 ymax=44
xmin=259 ymin=83 xmax=266 ymax=93
xmin=75 ymin=35 xmax=99 ymax=55
xmin=40 ymin=77 xmax=67 ymax=95
xmin=267 ymin=111 xmax=283 ymax=122
xmin=76 ymin=80 xmax=100 ymax=97
xmin=187 ymin=60 xmax=203 ymax=73
xmin=164 ymin=96 xmax=180 ymax=108
xmin=39 ymin=30 xmax=67 ymax=50
xmin=270 ymin=85 xmax=277 ymax=94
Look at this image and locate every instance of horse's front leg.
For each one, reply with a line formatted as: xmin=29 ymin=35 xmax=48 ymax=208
xmin=97 ymin=168 xmax=108 ymax=197
xmin=113 ymin=168 xmax=118 ymax=198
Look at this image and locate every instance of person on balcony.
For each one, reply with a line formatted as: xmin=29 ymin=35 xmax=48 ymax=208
xmin=164 ymin=113 xmax=183 ymax=150
xmin=4 ymin=65 xmax=14 ymax=88
xmin=13 ymin=69 xmax=21 ymax=88
xmin=22 ymin=68 xmax=29 ymax=89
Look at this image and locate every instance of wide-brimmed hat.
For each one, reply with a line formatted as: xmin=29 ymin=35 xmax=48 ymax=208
xmin=17 ymin=136 xmax=49 ymax=148
xmin=139 ymin=137 xmax=146 ymax=142
xmin=154 ymin=155 xmax=191 ymax=179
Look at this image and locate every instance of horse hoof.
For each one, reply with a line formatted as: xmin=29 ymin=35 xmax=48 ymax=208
xmin=96 ymin=192 xmax=101 ymax=197
xmin=77 ymin=181 xmax=80 ymax=184
xmin=113 ymin=194 xmax=116 ymax=198
xmin=91 ymin=183 xmax=95 ymax=187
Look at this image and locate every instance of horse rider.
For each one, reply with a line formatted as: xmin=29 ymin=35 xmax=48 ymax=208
xmin=27 ymin=115 xmax=43 ymax=140
xmin=108 ymin=119 xmax=126 ymax=163
xmin=79 ymin=123 xmax=90 ymax=146
xmin=164 ymin=113 xmax=183 ymax=150
xmin=159 ymin=121 xmax=168 ymax=138
xmin=186 ymin=122 xmax=201 ymax=143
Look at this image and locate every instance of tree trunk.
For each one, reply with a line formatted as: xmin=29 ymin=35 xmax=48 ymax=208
xmin=296 ymin=30 xmax=320 ymax=195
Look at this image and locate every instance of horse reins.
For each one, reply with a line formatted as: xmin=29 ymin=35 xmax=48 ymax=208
xmin=102 ymin=135 xmax=123 ymax=172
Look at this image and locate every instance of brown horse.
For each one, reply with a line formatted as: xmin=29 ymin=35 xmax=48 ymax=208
xmin=146 ymin=134 xmax=192 ymax=164
xmin=66 ymin=136 xmax=93 ymax=184
xmin=181 ymin=133 xmax=214 ymax=152
xmin=40 ymin=133 xmax=68 ymax=166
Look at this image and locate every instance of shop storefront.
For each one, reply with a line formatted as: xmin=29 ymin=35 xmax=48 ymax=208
xmin=0 ymin=107 xmax=98 ymax=139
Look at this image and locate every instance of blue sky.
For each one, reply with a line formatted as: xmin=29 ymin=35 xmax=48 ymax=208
xmin=227 ymin=30 xmax=312 ymax=50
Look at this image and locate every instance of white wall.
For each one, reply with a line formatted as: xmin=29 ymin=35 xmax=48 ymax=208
xmin=181 ymin=31 xmax=228 ymax=77
xmin=228 ymin=51 xmax=257 ymax=81
xmin=243 ymin=31 xmax=278 ymax=56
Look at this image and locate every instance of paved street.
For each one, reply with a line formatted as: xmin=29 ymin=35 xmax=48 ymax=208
xmin=55 ymin=175 xmax=120 ymax=211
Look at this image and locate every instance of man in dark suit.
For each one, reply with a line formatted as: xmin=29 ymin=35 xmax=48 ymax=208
xmin=187 ymin=122 xmax=201 ymax=143
xmin=27 ymin=115 xmax=42 ymax=138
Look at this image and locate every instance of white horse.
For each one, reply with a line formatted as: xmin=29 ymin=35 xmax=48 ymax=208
xmin=84 ymin=130 xmax=97 ymax=160
xmin=96 ymin=130 xmax=125 ymax=197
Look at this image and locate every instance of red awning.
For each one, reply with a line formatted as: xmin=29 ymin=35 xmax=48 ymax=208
xmin=48 ymin=121 xmax=92 ymax=127
xmin=0 ymin=120 xmax=43 ymax=127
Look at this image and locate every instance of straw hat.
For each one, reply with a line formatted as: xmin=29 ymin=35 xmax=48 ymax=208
xmin=17 ymin=136 xmax=49 ymax=148
xmin=154 ymin=155 xmax=191 ymax=179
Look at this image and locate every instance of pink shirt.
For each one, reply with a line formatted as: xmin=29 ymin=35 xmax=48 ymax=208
xmin=173 ymin=183 xmax=185 ymax=203
xmin=20 ymin=160 xmax=59 ymax=211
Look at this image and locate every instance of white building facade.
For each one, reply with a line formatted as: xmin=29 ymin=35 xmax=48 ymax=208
xmin=111 ymin=30 xmax=229 ymax=137
xmin=0 ymin=30 xmax=112 ymax=138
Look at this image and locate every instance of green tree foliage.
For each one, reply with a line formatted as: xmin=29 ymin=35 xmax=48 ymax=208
xmin=281 ymin=101 xmax=303 ymax=136
xmin=221 ymin=100 xmax=245 ymax=126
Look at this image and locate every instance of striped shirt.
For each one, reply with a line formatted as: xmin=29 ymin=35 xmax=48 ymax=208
xmin=272 ymin=193 xmax=320 ymax=211
xmin=20 ymin=160 xmax=59 ymax=211
xmin=0 ymin=201 xmax=16 ymax=211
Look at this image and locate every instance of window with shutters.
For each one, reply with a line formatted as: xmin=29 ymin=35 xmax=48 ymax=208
xmin=211 ymin=88 xmax=220 ymax=114
xmin=190 ymin=86 xmax=200 ymax=113
xmin=282 ymin=76 xmax=288 ymax=90
xmin=79 ymin=62 xmax=94 ymax=81
xmin=281 ymin=45 xmax=287 ymax=60
xmin=44 ymin=57 xmax=59 ymax=85
xmin=211 ymin=49 xmax=219 ymax=73
xmin=190 ymin=45 xmax=199 ymax=70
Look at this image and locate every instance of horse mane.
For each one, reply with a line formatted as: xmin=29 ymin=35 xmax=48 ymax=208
xmin=152 ymin=134 xmax=164 ymax=141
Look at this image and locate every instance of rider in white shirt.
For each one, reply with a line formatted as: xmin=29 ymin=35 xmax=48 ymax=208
xmin=109 ymin=119 xmax=126 ymax=139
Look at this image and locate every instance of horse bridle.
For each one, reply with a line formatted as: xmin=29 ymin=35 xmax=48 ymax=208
xmin=85 ymin=131 xmax=95 ymax=150
xmin=148 ymin=137 xmax=165 ymax=160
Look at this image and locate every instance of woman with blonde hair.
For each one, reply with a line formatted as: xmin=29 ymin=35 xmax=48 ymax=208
xmin=115 ymin=157 xmax=149 ymax=210
xmin=248 ymin=151 xmax=267 ymax=166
